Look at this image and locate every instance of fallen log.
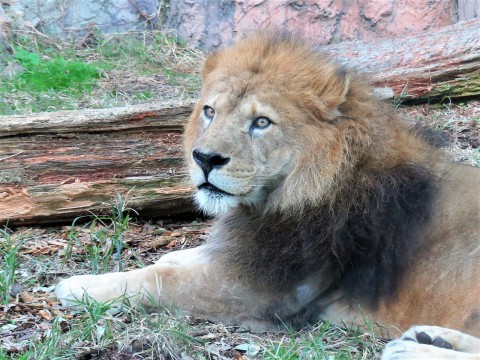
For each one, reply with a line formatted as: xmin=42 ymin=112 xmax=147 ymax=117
xmin=326 ymin=18 xmax=480 ymax=101
xmin=0 ymin=101 xmax=196 ymax=225
xmin=1 ymin=20 xmax=479 ymax=225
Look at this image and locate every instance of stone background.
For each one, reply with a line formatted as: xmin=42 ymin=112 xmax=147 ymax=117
xmin=0 ymin=0 xmax=162 ymax=36
xmin=0 ymin=0 xmax=479 ymax=51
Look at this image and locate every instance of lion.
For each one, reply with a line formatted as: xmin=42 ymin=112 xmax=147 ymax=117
xmin=56 ymin=34 xmax=480 ymax=359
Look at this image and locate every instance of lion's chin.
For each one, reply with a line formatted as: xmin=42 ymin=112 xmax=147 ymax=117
xmin=194 ymin=189 xmax=239 ymax=216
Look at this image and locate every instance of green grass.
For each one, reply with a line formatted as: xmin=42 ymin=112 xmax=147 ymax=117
xmin=0 ymin=46 xmax=101 ymax=114
xmin=3 ymin=300 xmax=196 ymax=359
xmin=12 ymin=48 xmax=100 ymax=92
xmin=392 ymin=82 xmax=409 ymax=110
xmin=0 ymin=228 xmax=25 ymax=304
xmin=0 ymin=30 xmax=202 ymax=115
xmin=132 ymin=90 xmax=153 ymax=100
xmin=65 ymin=193 xmax=135 ymax=273
xmin=262 ymin=322 xmax=383 ymax=360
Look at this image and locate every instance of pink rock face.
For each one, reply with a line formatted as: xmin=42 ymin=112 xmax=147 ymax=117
xmin=168 ymin=0 xmax=458 ymax=50
xmin=233 ymin=0 xmax=458 ymax=45
xmin=234 ymin=0 xmax=344 ymax=44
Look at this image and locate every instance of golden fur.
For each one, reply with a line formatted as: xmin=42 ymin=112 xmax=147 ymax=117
xmin=185 ymin=34 xmax=438 ymax=213
xmin=56 ymin=34 xmax=480 ymax=359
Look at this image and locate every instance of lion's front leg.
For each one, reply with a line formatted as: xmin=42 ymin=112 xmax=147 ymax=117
xmin=56 ymin=245 xmax=308 ymax=331
xmin=55 ymin=267 xmax=165 ymax=308
xmin=56 ymin=246 xmax=211 ymax=308
xmin=55 ymin=245 xmax=216 ymax=308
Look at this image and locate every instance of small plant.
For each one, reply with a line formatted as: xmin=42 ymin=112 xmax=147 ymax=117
xmin=30 ymin=317 xmax=74 ymax=360
xmin=83 ymin=221 xmax=111 ymax=273
xmin=65 ymin=192 xmax=135 ymax=273
xmin=392 ymin=82 xmax=409 ymax=110
xmin=109 ymin=192 xmax=133 ymax=272
xmin=0 ymin=228 xmax=24 ymax=304
xmin=12 ymin=48 xmax=100 ymax=92
xmin=72 ymin=294 xmax=118 ymax=345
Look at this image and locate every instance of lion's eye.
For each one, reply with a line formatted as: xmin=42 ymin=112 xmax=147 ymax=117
xmin=203 ymin=106 xmax=215 ymax=121
xmin=252 ymin=116 xmax=271 ymax=129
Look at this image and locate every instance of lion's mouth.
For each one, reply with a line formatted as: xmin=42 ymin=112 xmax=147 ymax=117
xmin=198 ymin=183 xmax=233 ymax=196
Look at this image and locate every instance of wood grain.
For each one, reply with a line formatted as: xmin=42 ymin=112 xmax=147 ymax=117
xmin=0 ymin=101 xmax=196 ymax=225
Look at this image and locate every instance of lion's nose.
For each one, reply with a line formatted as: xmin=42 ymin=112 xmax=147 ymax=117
xmin=192 ymin=149 xmax=230 ymax=178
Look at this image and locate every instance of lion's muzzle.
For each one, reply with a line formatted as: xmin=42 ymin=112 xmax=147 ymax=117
xmin=192 ymin=149 xmax=230 ymax=179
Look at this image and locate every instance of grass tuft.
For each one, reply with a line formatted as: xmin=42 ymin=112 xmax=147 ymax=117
xmin=64 ymin=192 xmax=136 ymax=273
xmin=0 ymin=228 xmax=25 ymax=304
xmin=262 ymin=322 xmax=383 ymax=360
xmin=13 ymin=48 xmax=100 ymax=92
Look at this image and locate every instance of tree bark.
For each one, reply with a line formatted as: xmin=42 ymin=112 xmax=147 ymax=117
xmin=0 ymin=101 xmax=196 ymax=225
xmin=325 ymin=19 xmax=480 ymax=101
xmin=1 ymin=19 xmax=479 ymax=225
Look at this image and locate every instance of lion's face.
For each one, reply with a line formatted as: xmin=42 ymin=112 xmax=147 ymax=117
xmin=185 ymin=80 xmax=301 ymax=215
xmin=184 ymin=35 xmax=351 ymax=216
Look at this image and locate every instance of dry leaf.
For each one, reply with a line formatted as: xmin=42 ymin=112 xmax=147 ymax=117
xmin=165 ymin=239 xmax=177 ymax=249
xmin=19 ymin=292 xmax=34 ymax=303
xmin=38 ymin=309 xmax=53 ymax=321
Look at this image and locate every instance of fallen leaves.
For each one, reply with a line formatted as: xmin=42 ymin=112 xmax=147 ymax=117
xmin=12 ymin=220 xmax=210 ymax=265
xmin=134 ymin=222 xmax=209 ymax=254
xmin=0 ymin=219 xmax=212 ymax=356
xmin=21 ymin=238 xmax=68 ymax=256
xmin=0 ymin=286 xmax=66 ymax=354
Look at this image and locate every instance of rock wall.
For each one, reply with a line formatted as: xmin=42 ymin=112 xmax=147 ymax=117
xmin=1 ymin=0 xmax=161 ymax=38
xmin=166 ymin=0 xmax=236 ymax=50
xmin=1 ymin=0 xmax=477 ymax=51
xmin=168 ymin=0 xmax=459 ymax=50
xmin=458 ymin=0 xmax=480 ymax=20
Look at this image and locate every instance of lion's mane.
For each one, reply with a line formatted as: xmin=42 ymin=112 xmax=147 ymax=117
xmin=200 ymin=34 xmax=440 ymax=315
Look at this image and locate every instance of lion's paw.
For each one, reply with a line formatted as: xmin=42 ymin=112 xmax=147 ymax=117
xmin=399 ymin=325 xmax=453 ymax=349
xmin=382 ymin=325 xmax=480 ymax=359
xmin=382 ymin=339 xmax=423 ymax=360
xmin=382 ymin=338 xmax=456 ymax=360
xmin=55 ymin=273 xmax=122 ymax=307
xmin=56 ymin=275 xmax=98 ymax=307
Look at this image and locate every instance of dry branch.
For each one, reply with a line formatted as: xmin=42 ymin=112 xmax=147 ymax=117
xmin=1 ymin=20 xmax=479 ymax=225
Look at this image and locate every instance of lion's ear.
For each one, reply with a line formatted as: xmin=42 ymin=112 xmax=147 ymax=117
xmin=201 ymin=51 xmax=221 ymax=80
xmin=314 ymin=67 xmax=350 ymax=120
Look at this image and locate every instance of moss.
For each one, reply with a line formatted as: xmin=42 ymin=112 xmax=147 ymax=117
xmin=430 ymin=71 xmax=480 ymax=99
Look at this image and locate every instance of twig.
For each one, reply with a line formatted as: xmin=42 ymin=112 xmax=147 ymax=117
xmin=0 ymin=151 xmax=23 ymax=162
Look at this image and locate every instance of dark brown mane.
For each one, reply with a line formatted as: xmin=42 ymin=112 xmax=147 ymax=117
xmin=209 ymin=161 xmax=438 ymax=311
